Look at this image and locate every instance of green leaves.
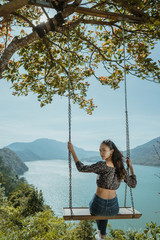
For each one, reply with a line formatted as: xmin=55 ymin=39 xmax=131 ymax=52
xmin=1 ymin=0 xmax=160 ymax=114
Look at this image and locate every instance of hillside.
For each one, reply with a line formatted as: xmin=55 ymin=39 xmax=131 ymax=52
xmin=124 ymin=136 xmax=160 ymax=166
xmin=0 ymin=148 xmax=28 ymax=174
xmin=6 ymin=138 xmax=99 ymax=162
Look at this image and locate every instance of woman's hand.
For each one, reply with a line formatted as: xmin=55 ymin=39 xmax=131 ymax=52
xmin=68 ymin=141 xmax=74 ymax=153
xmin=125 ymin=157 xmax=132 ymax=167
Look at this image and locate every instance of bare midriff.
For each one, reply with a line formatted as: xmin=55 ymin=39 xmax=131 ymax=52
xmin=96 ymin=186 xmax=117 ymax=199
xmin=95 ymin=161 xmax=117 ymax=199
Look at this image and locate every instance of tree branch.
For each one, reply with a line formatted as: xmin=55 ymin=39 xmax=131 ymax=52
xmin=0 ymin=0 xmax=28 ymax=17
xmin=112 ymin=0 xmax=146 ymax=17
xmin=0 ymin=1 xmax=82 ymax=78
xmin=0 ymin=0 xmax=81 ymax=17
xmin=80 ymin=19 xmax=118 ymax=26
xmin=75 ymin=31 xmax=119 ymax=63
xmin=0 ymin=33 xmax=38 ymax=78
xmin=42 ymin=37 xmax=68 ymax=75
xmin=75 ymin=6 xmax=144 ymax=23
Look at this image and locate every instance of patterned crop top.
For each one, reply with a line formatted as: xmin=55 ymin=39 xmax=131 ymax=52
xmin=75 ymin=160 xmax=137 ymax=190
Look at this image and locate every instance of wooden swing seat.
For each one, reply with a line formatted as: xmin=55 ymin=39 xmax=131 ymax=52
xmin=63 ymin=207 xmax=142 ymax=220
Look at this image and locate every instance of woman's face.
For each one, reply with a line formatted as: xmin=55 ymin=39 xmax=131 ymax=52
xmin=99 ymin=143 xmax=114 ymax=160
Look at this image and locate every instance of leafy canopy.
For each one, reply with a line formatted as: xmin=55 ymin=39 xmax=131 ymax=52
xmin=0 ymin=0 xmax=160 ymax=114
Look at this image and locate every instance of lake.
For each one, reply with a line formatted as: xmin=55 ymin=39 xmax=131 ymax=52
xmin=22 ymin=160 xmax=160 ymax=233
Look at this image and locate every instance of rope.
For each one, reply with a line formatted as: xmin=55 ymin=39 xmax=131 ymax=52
xmin=66 ymin=17 xmax=136 ymax=220
xmin=67 ymin=19 xmax=73 ymax=219
xmin=122 ymin=19 xmax=136 ymax=217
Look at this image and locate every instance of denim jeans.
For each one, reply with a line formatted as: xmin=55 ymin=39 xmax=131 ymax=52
xmin=89 ymin=193 xmax=119 ymax=235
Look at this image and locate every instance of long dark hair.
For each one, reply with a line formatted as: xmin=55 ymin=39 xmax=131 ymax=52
xmin=101 ymin=139 xmax=127 ymax=181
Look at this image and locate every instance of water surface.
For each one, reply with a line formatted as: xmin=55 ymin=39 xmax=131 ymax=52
xmin=22 ymin=160 xmax=160 ymax=232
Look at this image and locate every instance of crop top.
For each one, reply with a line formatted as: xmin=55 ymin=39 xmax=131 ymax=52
xmin=75 ymin=160 xmax=137 ymax=190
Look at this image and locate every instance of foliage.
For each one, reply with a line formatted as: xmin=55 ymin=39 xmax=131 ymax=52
xmin=0 ymin=208 xmax=73 ymax=240
xmin=0 ymin=159 xmax=160 ymax=239
xmin=0 ymin=147 xmax=28 ymax=175
xmin=72 ymin=219 xmax=96 ymax=239
xmin=0 ymin=0 xmax=160 ymax=114
xmin=105 ymin=221 xmax=160 ymax=240
xmin=8 ymin=182 xmax=45 ymax=217
xmin=0 ymin=200 xmax=95 ymax=240
xmin=0 ymin=205 xmax=160 ymax=240
xmin=0 ymin=156 xmax=26 ymax=196
xmin=0 ymin=183 xmax=8 ymax=207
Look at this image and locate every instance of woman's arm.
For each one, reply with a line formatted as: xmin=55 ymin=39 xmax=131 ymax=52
xmin=67 ymin=141 xmax=102 ymax=173
xmin=68 ymin=142 xmax=79 ymax=164
xmin=124 ymin=157 xmax=137 ymax=188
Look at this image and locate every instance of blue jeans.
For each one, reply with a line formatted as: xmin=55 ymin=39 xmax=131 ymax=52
xmin=89 ymin=193 xmax=119 ymax=236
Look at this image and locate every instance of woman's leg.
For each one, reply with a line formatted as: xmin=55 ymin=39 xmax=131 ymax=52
xmin=96 ymin=219 xmax=108 ymax=238
xmin=89 ymin=194 xmax=109 ymax=238
xmin=96 ymin=219 xmax=101 ymax=230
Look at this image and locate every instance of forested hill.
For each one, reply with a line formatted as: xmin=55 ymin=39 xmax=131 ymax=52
xmin=6 ymin=138 xmax=99 ymax=162
xmin=0 ymin=148 xmax=28 ymax=174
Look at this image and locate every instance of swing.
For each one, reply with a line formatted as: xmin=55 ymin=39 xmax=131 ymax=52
xmin=63 ymin=207 xmax=142 ymax=221
xmin=63 ymin=20 xmax=142 ymax=221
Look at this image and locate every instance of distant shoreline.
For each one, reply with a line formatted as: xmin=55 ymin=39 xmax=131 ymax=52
xmin=21 ymin=159 xmax=160 ymax=168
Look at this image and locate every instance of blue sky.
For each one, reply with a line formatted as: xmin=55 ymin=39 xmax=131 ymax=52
xmin=0 ymin=38 xmax=160 ymax=152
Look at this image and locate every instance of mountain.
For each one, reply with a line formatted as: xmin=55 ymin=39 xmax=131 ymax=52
xmin=6 ymin=137 xmax=160 ymax=166
xmin=81 ymin=137 xmax=160 ymax=167
xmin=6 ymin=138 xmax=99 ymax=162
xmin=124 ymin=136 xmax=160 ymax=166
xmin=0 ymin=148 xmax=28 ymax=174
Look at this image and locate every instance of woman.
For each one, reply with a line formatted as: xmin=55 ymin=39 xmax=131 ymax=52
xmin=68 ymin=139 xmax=137 ymax=240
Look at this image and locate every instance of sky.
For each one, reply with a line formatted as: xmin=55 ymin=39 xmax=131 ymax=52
xmin=0 ymin=27 xmax=160 ymax=152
